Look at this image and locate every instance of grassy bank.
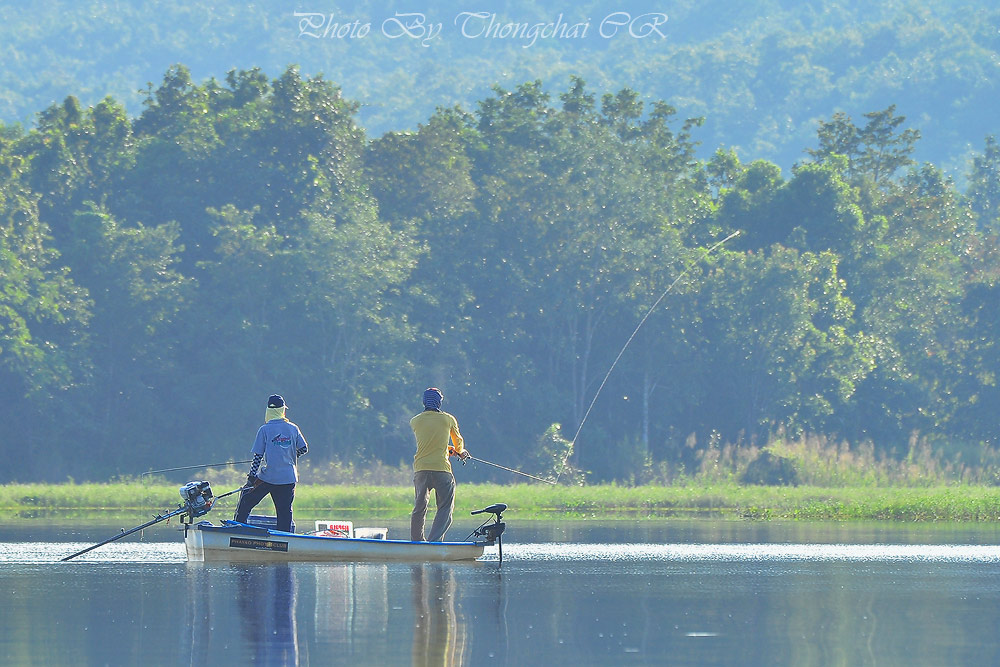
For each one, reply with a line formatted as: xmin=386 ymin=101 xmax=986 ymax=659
xmin=3 ymin=482 xmax=1000 ymax=521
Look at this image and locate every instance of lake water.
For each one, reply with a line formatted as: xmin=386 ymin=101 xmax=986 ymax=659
xmin=3 ymin=519 xmax=1000 ymax=665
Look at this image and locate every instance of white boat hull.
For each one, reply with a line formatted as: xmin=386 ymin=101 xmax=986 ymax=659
xmin=184 ymin=521 xmax=488 ymax=562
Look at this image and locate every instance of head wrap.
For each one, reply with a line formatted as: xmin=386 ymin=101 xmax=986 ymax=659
xmin=423 ymin=387 xmax=443 ymax=410
xmin=265 ymin=406 xmax=287 ymax=422
xmin=265 ymin=394 xmax=288 ymax=422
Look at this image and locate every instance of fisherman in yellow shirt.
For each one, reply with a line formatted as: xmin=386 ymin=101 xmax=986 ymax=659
xmin=410 ymin=387 xmax=470 ymax=542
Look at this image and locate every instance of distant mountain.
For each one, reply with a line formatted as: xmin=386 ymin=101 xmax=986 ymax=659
xmin=2 ymin=0 xmax=998 ymax=175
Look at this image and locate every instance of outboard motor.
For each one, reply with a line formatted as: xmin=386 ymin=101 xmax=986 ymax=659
xmin=62 ymin=479 xmax=242 ymax=561
xmin=180 ymin=481 xmax=214 ymax=519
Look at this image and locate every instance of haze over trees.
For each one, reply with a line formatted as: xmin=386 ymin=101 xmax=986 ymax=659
xmin=1 ymin=0 xmax=997 ymax=176
xmin=0 ymin=61 xmax=998 ymax=482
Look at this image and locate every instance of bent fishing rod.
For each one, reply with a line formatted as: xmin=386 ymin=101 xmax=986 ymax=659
xmin=558 ymin=230 xmax=741 ymax=480
xmin=61 ymin=481 xmax=249 ymax=561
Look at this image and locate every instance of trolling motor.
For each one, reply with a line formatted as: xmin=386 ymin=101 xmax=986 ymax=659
xmin=469 ymin=503 xmax=507 ymax=564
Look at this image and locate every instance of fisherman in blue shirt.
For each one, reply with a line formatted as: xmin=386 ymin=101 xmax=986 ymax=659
xmin=234 ymin=394 xmax=309 ymax=532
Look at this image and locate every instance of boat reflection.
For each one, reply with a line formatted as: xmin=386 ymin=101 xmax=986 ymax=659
xmin=183 ymin=562 xmax=301 ymax=664
xmin=313 ymin=562 xmax=389 ymax=645
xmin=184 ymin=564 xmax=211 ymax=662
xmin=410 ymin=563 xmax=469 ymax=666
xmin=236 ymin=563 xmax=300 ymax=664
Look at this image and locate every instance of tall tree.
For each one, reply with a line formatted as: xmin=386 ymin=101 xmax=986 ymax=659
xmin=777 ymin=158 xmax=866 ymax=256
xmin=844 ymin=164 xmax=974 ymax=446
xmin=692 ymin=247 xmax=874 ymax=443
xmin=57 ymin=203 xmax=191 ymax=475
xmin=967 ymin=135 xmax=1000 ymax=232
xmin=0 ymin=141 xmax=90 ymax=480
xmin=807 ymin=105 xmax=920 ymax=187
xmin=410 ymin=79 xmax=704 ymax=473
xmin=0 ymin=175 xmax=88 ymax=402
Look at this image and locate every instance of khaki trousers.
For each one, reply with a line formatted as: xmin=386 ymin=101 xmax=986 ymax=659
xmin=411 ymin=470 xmax=456 ymax=542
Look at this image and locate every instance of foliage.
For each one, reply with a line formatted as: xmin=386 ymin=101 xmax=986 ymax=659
xmin=807 ymin=105 xmax=921 ymax=186
xmin=0 ymin=64 xmax=999 ymax=485
xmin=523 ymin=423 xmax=582 ymax=484
xmin=0 ymin=176 xmax=88 ymax=400
xmin=967 ymin=135 xmax=1000 ymax=231
xmin=1 ymin=0 xmax=998 ymax=179
xmin=8 ymin=479 xmax=1000 ymax=522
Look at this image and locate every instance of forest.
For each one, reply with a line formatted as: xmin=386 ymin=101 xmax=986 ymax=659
xmin=0 ymin=62 xmax=998 ymax=483
xmin=1 ymin=0 xmax=998 ymax=176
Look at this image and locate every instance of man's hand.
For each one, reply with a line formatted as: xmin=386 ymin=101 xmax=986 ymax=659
xmin=246 ymin=474 xmax=259 ymax=488
xmin=448 ymin=447 xmax=469 ymax=465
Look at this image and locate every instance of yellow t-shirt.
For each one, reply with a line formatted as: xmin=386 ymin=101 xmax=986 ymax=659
xmin=410 ymin=410 xmax=465 ymax=473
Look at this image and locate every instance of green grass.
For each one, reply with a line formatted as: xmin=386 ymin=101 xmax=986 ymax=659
xmin=4 ymin=482 xmax=1000 ymax=521
xmin=8 ymin=433 xmax=1000 ymax=522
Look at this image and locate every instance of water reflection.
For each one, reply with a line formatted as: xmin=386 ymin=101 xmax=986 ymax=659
xmin=410 ymin=564 xmax=468 ymax=666
xmin=235 ymin=564 xmax=299 ymax=664
xmin=313 ymin=563 xmax=389 ymax=651
xmin=185 ymin=565 xmax=210 ymax=664
xmin=509 ymin=542 xmax=1000 ymax=562
xmin=486 ymin=567 xmax=511 ymax=663
xmin=7 ymin=522 xmax=1000 ymax=665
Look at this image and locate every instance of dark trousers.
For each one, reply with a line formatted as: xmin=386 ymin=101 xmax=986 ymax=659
xmin=235 ymin=481 xmax=296 ymax=532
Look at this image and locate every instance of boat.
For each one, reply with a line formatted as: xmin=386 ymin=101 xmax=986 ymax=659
xmin=59 ymin=479 xmax=507 ymax=564
xmin=182 ymin=503 xmax=508 ymax=563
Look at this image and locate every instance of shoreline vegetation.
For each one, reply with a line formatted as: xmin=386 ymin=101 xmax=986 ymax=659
xmin=3 ymin=483 xmax=1000 ymax=522
xmin=6 ymin=438 xmax=1000 ymax=523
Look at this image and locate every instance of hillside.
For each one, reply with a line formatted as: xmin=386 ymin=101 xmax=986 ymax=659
xmin=2 ymin=0 xmax=997 ymax=175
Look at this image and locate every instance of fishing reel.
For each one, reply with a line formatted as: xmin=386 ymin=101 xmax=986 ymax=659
xmin=180 ymin=480 xmax=215 ymax=520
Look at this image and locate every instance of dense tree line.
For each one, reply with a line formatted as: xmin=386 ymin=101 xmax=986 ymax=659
xmin=0 ymin=65 xmax=998 ymax=483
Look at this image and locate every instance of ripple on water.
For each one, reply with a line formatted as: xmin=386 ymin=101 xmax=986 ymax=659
xmin=1 ymin=541 xmax=998 ymax=564
xmin=504 ymin=542 xmax=1000 ymax=563
xmin=0 ymin=541 xmax=187 ymax=563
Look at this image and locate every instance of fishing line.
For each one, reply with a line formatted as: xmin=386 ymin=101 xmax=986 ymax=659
xmin=62 ymin=481 xmax=249 ymax=561
xmin=139 ymin=460 xmax=252 ymax=534
xmin=463 ymin=455 xmax=557 ymax=484
xmin=140 ymin=460 xmax=253 ymax=479
xmin=558 ymin=231 xmax=740 ymax=480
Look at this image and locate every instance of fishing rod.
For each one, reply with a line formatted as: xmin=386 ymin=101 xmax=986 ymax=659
xmin=558 ymin=231 xmax=741 ymax=480
xmin=140 ymin=460 xmax=253 ymax=479
xmin=458 ymin=454 xmax=557 ymax=485
xmin=60 ymin=481 xmax=249 ymax=561
xmin=138 ymin=461 xmax=250 ymax=540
